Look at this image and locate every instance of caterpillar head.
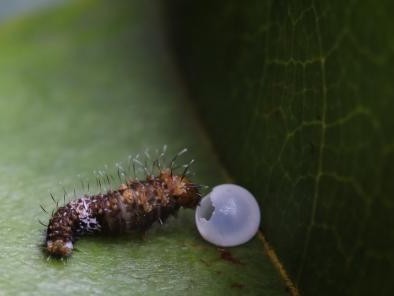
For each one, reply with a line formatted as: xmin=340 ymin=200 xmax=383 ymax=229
xmin=159 ymin=169 xmax=201 ymax=208
xmin=46 ymin=239 xmax=73 ymax=257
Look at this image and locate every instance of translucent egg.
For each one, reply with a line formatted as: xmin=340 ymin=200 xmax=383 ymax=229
xmin=195 ymin=184 xmax=261 ymax=247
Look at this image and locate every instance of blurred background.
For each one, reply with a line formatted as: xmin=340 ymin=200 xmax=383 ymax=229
xmin=0 ymin=0 xmax=393 ymax=295
xmin=0 ymin=0 xmax=64 ymax=22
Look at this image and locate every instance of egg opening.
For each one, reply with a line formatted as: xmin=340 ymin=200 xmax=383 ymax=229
xmin=198 ymin=194 xmax=215 ymax=221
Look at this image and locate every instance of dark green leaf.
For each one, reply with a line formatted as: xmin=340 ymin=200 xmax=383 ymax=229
xmin=167 ymin=0 xmax=394 ymax=295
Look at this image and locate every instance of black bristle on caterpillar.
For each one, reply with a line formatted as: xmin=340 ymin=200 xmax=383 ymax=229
xmin=43 ymin=148 xmax=202 ymax=258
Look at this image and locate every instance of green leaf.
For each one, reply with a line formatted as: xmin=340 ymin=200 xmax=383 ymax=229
xmin=0 ymin=1 xmax=287 ymax=295
xmin=166 ymin=0 xmax=394 ymax=295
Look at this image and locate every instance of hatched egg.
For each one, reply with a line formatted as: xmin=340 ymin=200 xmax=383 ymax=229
xmin=195 ymin=184 xmax=261 ymax=247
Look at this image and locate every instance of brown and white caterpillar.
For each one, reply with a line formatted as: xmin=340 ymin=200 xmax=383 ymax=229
xmin=43 ymin=148 xmax=201 ymax=258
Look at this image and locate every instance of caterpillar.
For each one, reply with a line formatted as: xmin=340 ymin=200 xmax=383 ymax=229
xmin=43 ymin=148 xmax=201 ymax=258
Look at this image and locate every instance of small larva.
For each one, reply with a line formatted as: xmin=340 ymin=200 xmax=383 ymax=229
xmin=43 ymin=148 xmax=201 ymax=258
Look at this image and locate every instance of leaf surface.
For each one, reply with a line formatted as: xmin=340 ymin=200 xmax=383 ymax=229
xmin=166 ymin=0 xmax=394 ymax=295
xmin=0 ymin=1 xmax=286 ymax=295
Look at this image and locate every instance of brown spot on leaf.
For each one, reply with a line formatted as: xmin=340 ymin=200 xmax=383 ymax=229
xmin=218 ymin=248 xmax=244 ymax=265
xmin=230 ymin=282 xmax=245 ymax=289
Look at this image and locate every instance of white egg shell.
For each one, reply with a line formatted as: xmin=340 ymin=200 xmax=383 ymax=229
xmin=195 ymin=184 xmax=261 ymax=247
